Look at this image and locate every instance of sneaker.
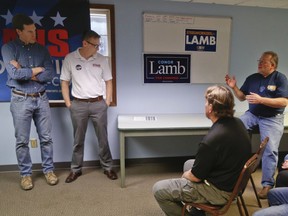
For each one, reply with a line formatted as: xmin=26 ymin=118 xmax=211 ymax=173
xmin=45 ymin=171 xmax=59 ymax=186
xmin=21 ymin=176 xmax=33 ymax=190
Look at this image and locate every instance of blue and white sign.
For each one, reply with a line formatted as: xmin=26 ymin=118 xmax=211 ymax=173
xmin=185 ymin=29 xmax=217 ymax=52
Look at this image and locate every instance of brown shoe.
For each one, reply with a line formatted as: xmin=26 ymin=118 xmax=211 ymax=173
xmin=258 ymin=186 xmax=272 ymax=199
xmin=65 ymin=171 xmax=82 ymax=183
xmin=104 ymin=170 xmax=118 ymax=180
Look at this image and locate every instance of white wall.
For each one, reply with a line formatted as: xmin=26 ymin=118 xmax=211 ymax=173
xmin=1 ymin=0 xmax=288 ymax=166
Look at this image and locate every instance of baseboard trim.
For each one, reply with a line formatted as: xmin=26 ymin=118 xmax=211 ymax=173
xmin=1 ymin=152 xmax=287 ymax=173
xmin=0 ymin=156 xmax=193 ymax=173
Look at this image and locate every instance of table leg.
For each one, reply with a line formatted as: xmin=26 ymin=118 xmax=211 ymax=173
xmin=120 ymin=132 xmax=125 ymax=187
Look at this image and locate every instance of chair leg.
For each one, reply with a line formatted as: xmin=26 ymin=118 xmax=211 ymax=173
xmin=236 ymin=198 xmax=244 ymax=216
xmin=182 ymin=204 xmax=188 ymax=216
xmin=250 ymin=176 xmax=262 ymax=208
xmin=239 ymin=194 xmax=249 ymax=216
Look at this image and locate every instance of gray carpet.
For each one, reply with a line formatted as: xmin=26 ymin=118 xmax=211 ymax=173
xmin=0 ymin=163 xmax=268 ymax=216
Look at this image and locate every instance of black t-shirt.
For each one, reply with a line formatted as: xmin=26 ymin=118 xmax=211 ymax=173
xmin=191 ymin=117 xmax=251 ymax=192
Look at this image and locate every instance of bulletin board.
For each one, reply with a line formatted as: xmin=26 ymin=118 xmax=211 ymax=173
xmin=143 ymin=13 xmax=232 ymax=83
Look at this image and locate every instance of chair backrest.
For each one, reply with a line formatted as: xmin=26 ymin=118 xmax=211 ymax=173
xmin=219 ymin=153 xmax=258 ymax=214
xmin=256 ymin=137 xmax=269 ymax=155
xmin=252 ymin=137 xmax=269 ymax=173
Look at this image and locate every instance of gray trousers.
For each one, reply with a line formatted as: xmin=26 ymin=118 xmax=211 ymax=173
xmin=69 ymin=99 xmax=113 ymax=172
xmin=152 ymin=160 xmax=231 ymax=216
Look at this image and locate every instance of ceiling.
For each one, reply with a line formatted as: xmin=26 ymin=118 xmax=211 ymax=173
xmin=168 ymin=0 xmax=288 ymax=9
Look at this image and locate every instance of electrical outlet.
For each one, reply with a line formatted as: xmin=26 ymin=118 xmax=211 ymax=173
xmin=30 ymin=138 xmax=38 ymax=148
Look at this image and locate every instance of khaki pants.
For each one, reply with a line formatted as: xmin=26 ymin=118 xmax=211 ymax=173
xmin=153 ymin=178 xmax=231 ymax=216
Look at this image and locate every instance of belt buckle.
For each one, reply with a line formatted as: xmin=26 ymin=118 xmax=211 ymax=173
xmin=31 ymin=92 xmax=40 ymax=98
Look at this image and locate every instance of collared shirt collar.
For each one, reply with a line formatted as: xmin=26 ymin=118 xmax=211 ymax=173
xmin=15 ymin=37 xmax=35 ymax=48
xmin=75 ymin=48 xmax=98 ymax=61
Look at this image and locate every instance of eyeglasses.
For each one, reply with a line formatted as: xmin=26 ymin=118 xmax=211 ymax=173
xmin=257 ymin=59 xmax=271 ymax=65
xmin=86 ymin=40 xmax=101 ymax=49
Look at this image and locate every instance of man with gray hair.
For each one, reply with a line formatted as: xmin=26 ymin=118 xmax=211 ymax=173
xmin=153 ymin=85 xmax=251 ymax=215
xmin=225 ymin=51 xmax=288 ymax=199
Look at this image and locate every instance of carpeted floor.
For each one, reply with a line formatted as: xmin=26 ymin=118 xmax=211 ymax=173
xmin=0 ymin=163 xmax=268 ymax=216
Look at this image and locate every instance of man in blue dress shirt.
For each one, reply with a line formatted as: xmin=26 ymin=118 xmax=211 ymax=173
xmin=1 ymin=14 xmax=58 ymax=190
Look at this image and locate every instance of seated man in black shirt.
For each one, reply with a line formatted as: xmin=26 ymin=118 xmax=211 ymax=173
xmin=152 ymin=85 xmax=251 ymax=216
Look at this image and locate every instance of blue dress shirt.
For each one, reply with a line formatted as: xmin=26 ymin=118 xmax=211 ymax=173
xmin=1 ymin=38 xmax=55 ymax=94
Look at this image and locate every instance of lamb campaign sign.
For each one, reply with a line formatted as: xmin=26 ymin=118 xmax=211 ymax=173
xmin=144 ymin=54 xmax=190 ymax=83
xmin=185 ymin=29 xmax=217 ymax=52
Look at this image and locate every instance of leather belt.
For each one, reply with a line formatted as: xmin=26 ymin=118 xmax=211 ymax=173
xmin=73 ymin=96 xmax=103 ymax=102
xmin=12 ymin=90 xmax=45 ymax=97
